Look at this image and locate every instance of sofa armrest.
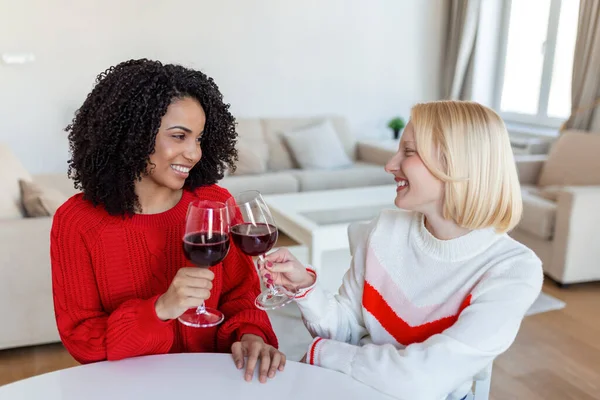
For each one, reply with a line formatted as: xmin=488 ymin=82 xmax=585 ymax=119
xmin=514 ymin=155 xmax=547 ymax=185
xmin=0 ymin=216 xmax=60 ymax=349
xmin=551 ymin=185 xmax=600 ymax=283
xmin=33 ymin=173 xmax=80 ymax=197
xmin=0 ymin=216 xmax=53 ymax=273
xmin=356 ymin=141 xmax=396 ymax=166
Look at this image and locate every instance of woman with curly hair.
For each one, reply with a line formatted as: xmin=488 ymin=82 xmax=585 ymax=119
xmin=51 ymin=59 xmax=284 ymax=383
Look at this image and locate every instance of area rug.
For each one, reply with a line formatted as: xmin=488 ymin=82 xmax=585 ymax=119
xmin=526 ymin=292 xmax=566 ymax=316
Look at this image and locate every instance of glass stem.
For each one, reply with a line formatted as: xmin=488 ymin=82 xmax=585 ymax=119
xmin=195 ymin=302 xmax=207 ymax=315
xmin=259 ymin=254 xmax=278 ymax=296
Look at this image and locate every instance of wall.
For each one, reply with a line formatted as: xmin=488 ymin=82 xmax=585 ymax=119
xmin=0 ymin=0 xmax=445 ymax=174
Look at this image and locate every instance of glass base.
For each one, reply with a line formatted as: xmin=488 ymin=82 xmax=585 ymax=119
xmin=178 ymin=307 xmax=224 ymax=328
xmin=254 ymin=289 xmax=293 ymax=311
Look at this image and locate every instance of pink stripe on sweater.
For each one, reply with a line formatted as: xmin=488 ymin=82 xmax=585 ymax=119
xmin=364 ymin=246 xmax=470 ymax=326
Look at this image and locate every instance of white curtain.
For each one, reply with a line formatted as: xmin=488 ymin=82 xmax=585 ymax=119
xmin=442 ymin=0 xmax=482 ymax=100
xmin=565 ymin=0 xmax=600 ymax=132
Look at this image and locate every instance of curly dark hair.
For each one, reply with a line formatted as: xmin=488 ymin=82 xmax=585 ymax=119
xmin=66 ymin=58 xmax=237 ymax=216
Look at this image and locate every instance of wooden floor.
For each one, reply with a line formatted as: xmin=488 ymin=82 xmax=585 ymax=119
xmin=1 ymin=234 xmax=599 ymax=399
xmin=491 ymin=280 xmax=600 ymax=400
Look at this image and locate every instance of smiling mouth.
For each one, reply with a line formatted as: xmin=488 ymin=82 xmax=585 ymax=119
xmin=396 ymin=178 xmax=408 ymax=191
xmin=171 ymin=164 xmax=191 ymax=175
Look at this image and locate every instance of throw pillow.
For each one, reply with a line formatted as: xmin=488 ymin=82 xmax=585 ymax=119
xmin=233 ymin=140 xmax=269 ymax=175
xmin=282 ymin=120 xmax=353 ymax=170
xmin=0 ymin=143 xmax=33 ymax=218
xmin=20 ymin=179 xmax=68 ymax=217
xmin=538 ymin=130 xmax=600 ymax=187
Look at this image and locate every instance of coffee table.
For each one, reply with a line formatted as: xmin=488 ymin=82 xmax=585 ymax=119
xmin=264 ymin=185 xmax=396 ymax=269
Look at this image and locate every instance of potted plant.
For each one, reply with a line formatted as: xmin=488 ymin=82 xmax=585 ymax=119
xmin=388 ymin=117 xmax=406 ymax=140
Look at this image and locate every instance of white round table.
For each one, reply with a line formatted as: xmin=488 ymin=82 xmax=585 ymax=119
xmin=0 ymin=353 xmax=394 ymax=399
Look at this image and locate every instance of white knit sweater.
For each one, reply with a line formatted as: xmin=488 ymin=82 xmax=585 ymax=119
xmin=296 ymin=209 xmax=543 ymax=400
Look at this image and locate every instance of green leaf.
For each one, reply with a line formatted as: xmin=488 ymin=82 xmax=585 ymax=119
xmin=387 ymin=117 xmax=406 ymax=131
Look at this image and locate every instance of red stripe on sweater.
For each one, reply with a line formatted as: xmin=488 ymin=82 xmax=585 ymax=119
xmin=294 ymin=288 xmax=314 ymax=299
xmin=309 ymin=338 xmax=324 ymax=365
xmin=362 ymin=281 xmax=472 ymax=346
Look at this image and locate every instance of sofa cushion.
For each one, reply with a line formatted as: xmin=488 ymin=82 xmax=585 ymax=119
xmin=517 ymin=190 xmax=557 ymax=240
xmin=538 ymin=130 xmax=600 ymax=187
xmin=235 ymin=119 xmax=264 ymax=142
xmin=262 ymin=117 xmax=355 ymax=171
xmin=233 ymin=119 xmax=270 ymax=175
xmin=219 ymin=172 xmax=299 ymax=195
xmin=520 ymin=184 xmax=538 ymax=194
xmin=234 ymin=140 xmax=269 ymax=175
xmin=0 ymin=143 xmax=32 ymax=219
xmin=282 ymin=120 xmax=352 ymax=170
xmin=290 ymin=162 xmax=391 ymax=191
xmin=20 ymin=179 xmax=68 ymax=217
xmin=32 ymin=173 xmax=80 ymax=198
xmin=536 ymin=185 xmax=562 ymax=202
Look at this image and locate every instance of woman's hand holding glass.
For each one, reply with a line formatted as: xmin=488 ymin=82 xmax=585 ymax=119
xmin=155 ymin=267 xmax=215 ymax=321
xmin=261 ymin=248 xmax=316 ymax=293
xmin=227 ymin=190 xmax=294 ymax=310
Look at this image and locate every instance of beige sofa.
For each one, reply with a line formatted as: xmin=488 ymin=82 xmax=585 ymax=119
xmin=219 ymin=116 xmax=391 ymax=194
xmin=511 ymin=131 xmax=600 ymax=285
xmin=0 ymin=145 xmax=79 ymax=350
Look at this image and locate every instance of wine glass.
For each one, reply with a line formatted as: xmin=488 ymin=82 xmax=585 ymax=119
xmin=226 ymin=190 xmax=293 ymax=310
xmin=179 ymin=200 xmax=230 ymax=328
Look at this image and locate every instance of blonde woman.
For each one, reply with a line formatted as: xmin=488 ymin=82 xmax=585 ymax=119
xmin=263 ymin=101 xmax=543 ymax=399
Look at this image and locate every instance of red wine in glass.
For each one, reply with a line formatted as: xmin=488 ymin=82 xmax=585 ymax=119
xmin=178 ymin=200 xmax=230 ymax=328
xmin=227 ymin=190 xmax=293 ymax=310
xmin=183 ymin=232 xmax=230 ymax=267
xmin=230 ymin=223 xmax=278 ymax=257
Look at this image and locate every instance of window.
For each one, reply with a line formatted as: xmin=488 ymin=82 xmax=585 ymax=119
xmin=494 ymin=0 xmax=579 ymax=128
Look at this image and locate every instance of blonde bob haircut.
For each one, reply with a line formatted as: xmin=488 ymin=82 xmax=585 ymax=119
xmin=410 ymin=101 xmax=522 ymax=234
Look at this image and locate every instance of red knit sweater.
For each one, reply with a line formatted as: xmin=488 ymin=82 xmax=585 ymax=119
xmin=50 ymin=185 xmax=277 ymax=364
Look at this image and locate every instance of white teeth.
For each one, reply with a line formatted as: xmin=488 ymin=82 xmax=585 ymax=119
xmin=397 ymin=180 xmax=408 ymax=187
xmin=171 ymin=165 xmax=190 ymax=173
